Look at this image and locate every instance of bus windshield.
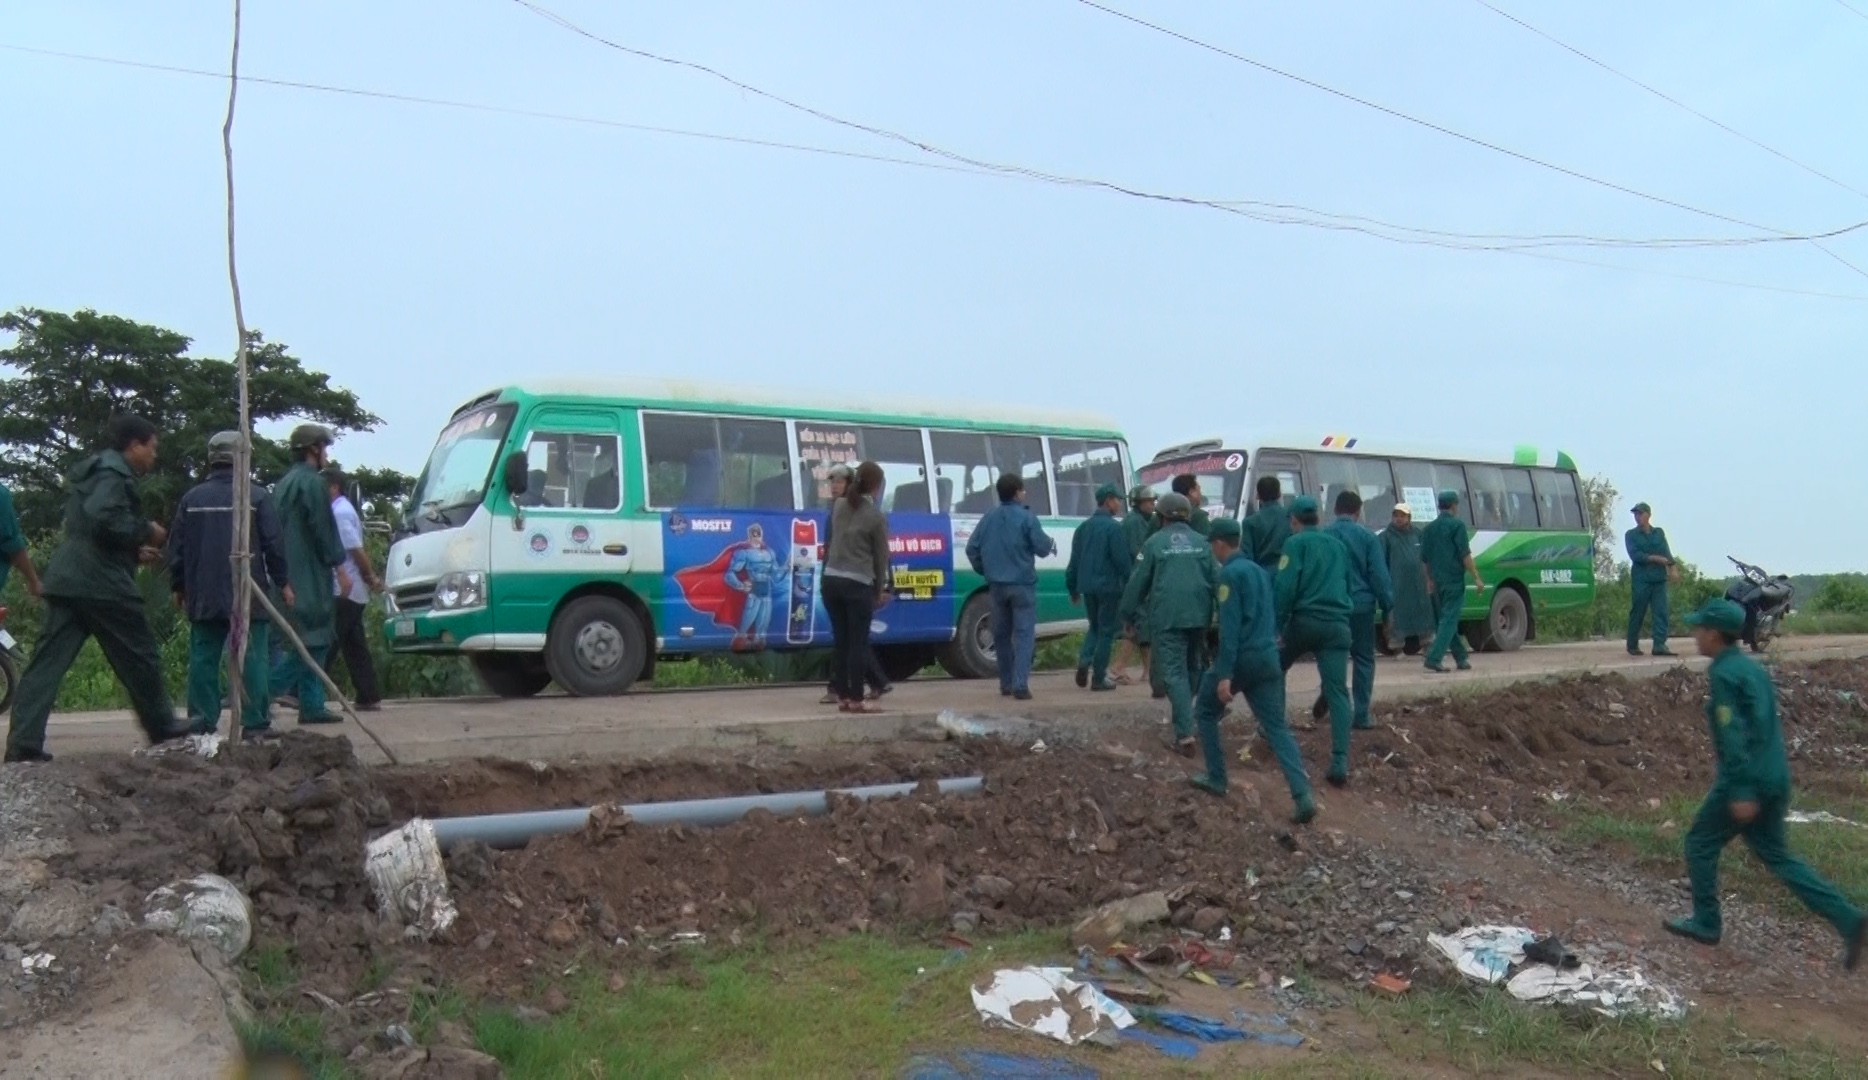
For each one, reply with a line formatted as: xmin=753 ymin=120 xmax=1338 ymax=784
xmin=1136 ymin=451 xmax=1247 ymax=518
xmin=407 ymin=404 xmax=516 ymax=533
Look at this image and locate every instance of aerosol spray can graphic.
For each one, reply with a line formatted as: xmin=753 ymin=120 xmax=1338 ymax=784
xmin=787 ymin=518 xmax=820 ymax=645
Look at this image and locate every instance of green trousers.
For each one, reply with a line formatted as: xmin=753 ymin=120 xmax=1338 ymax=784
xmin=6 ymin=596 xmax=176 ymax=754
xmin=1683 ymin=788 xmax=1863 ymax=940
xmin=1283 ymin=615 xmax=1351 ymax=777
xmin=1152 ymin=627 xmax=1207 ymax=739
xmin=1328 ymin=610 xmax=1377 ymax=730
xmin=187 ymin=619 xmax=273 ymax=733
xmin=1195 ymin=651 xmax=1311 ymax=807
xmin=1628 ymin=578 xmax=1670 ymax=652
xmin=1425 ymin=583 xmax=1469 ymax=668
xmin=1076 ymin=593 xmax=1122 ymax=685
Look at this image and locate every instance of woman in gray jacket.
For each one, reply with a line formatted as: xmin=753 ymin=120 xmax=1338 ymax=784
xmin=823 ymin=461 xmax=891 ymax=713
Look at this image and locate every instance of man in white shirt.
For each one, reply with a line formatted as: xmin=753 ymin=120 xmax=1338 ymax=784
xmin=323 ymin=467 xmax=383 ymax=711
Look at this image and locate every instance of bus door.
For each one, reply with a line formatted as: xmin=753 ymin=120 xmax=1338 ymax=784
xmin=1248 ymin=450 xmax=1306 ymax=512
xmin=500 ymin=408 xmax=631 ymax=634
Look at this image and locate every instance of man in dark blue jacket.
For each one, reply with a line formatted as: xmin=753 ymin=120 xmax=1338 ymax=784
xmin=168 ymin=431 xmax=293 ymax=736
xmin=965 ymin=473 xmax=1056 ymax=700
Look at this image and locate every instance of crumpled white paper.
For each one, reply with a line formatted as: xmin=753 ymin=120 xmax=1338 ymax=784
xmin=1428 ymin=925 xmax=1685 ymax=1020
xmin=970 ymin=966 xmax=1136 ymax=1045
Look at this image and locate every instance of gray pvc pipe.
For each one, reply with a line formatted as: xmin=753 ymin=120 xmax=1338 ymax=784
xmin=430 ymin=776 xmax=984 ymax=851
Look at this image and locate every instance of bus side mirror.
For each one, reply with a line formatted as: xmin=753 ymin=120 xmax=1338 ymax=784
xmin=504 ymin=453 xmax=529 ymax=497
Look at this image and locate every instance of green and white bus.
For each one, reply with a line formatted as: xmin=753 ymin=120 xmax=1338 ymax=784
xmin=1138 ymin=435 xmax=1594 ymax=651
xmin=384 ymin=379 xmax=1130 ymax=696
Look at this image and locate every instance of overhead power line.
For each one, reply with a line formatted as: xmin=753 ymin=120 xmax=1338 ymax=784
xmin=1070 ymin=0 xmax=1868 ymax=280
xmin=1835 ymin=0 xmax=1868 ymax=24
xmin=6 ymin=39 xmax=1864 ymax=301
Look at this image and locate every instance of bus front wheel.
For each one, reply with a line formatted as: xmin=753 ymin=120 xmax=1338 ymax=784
xmin=938 ymin=594 xmax=996 ymax=680
xmin=470 ymin=653 xmax=553 ymax=698
xmin=546 ymin=595 xmax=649 ymax=696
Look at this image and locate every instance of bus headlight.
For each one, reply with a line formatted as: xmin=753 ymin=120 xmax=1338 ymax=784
xmin=433 ymin=571 xmax=487 ymax=611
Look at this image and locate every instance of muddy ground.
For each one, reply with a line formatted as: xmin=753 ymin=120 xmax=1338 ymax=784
xmin=4 ymin=657 xmax=1867 ymax=1074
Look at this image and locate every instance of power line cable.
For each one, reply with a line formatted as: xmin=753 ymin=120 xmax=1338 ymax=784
xmin=1835 ymin=0 xmax=1868 ymax=24
xmin=1069 ymin=0 xmax=1868 ymax=279
xmin=5 ymin=40 xmax=1863 ymax=300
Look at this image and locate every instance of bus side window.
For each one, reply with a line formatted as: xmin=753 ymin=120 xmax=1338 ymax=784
xmin=932 ymin=431 xmax=994 ymax=514
xmin=1049 ymin=438 xmax=1123 ymax=518
xmin=643 ymin=412 xmax=718 ymax=508
xmin=1531 ymin=469 xmax=1584 ymax=529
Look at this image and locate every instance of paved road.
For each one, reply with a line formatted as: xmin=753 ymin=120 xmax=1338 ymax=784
xmin=35 ymin=636 xmax=1868 ymax=765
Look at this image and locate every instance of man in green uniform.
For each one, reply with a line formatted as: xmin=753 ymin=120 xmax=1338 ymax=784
xmin=1067 ymin=484 xmax=1132 ymax=692
xmin=0 ymin=479 xmax=43 ymax=600
xmin=1191 ymin=518 xmax=1316 ymax=823
xmin=1243 ymin=475 xmax=1291 ymax=571
xmin=1121 ymin=492 xmax=1216 ymax=755
xmin=1112 ymin=485 xmax=1156 ymax=687
xmin=6 ymin=416 xmax=185 ymax=761
xmin=1171 ymin=474 xmax=1211 ymax=537
xmin=1664 ymin=598 xmax=1864 ymax=970
xmin=272 ymin=424 xmax=349 ymax=725
xmin=1276 ymin=496 xmax=1354 ymax=786
xmin=1378 ymin=504 xmax=1432 ymax=657
xmin=1320 ymin=491 xmax=1393 ymax=731
xmin=1420 ymin=490 xmax=1486 ymax=674
xmin=1625 ymin=502 xmax=1678 ymax=657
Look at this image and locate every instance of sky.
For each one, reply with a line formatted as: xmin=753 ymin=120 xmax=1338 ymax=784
xmin=2 ymin=1 xmax=1864 ymax=574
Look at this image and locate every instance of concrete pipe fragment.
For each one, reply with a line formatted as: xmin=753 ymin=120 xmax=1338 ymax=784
xmin=428 ymin=776 xmax=985 ymax=851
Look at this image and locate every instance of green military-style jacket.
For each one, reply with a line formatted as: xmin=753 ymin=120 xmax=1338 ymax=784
xmin=1274 ymin=529 xmax=1352 ymax=630
xmin=1120 ymin=521 xmax=1217 ymax=633
xmin=274 ymin=462 xmax=347 ymax=648
xmin=42 ymin=450 xmax=157 ymax=604
xmin=1626 ymin=526 xmax=1674 ymax=585
xmin=1705 ymin=647 xmax=1791 ymax=803
xmin=1419 ymin=510 xmax=1472 ymax=594
xmin=1066 ymin=508 xmax=1132 ymax=599
xmin=1121 ymin=510 xmax=1152 ymax=563
xmin=1243 ymin=502 xmax=1291 ymax=571
xmin=1213 ymin=552 xmax=1278 ymax=675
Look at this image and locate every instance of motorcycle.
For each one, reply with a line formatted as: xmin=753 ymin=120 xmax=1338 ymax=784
xmin=0 ymin=605 xmax=19 ymax=714
xmin=1725 ymin=556 xmax=1795 ymax=653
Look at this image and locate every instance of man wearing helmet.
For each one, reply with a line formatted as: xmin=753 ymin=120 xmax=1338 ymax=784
xmin=1120 ymin=491 xmax=1217 ymax=755
xmin=168 ymin=431 xmax=294 ymax=737
xmin=1112 ymin=485 xmax=1157 ymax=689
xmin=271 ymin=424 xmax=349 ymax=725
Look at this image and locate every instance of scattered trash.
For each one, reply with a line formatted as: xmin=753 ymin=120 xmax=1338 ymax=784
xmin=1119 ymin=1028 xmax=1202 ymax=1060
xmin=1369 ymin=973 xmax=1412 ymax=997
xmin=904 ymin=1051 xmax=1101 ymax=1079
xmin=971 ymin=967 xmax=1136 ymax=1046
xmin=1607 ymin=703 xmax=1629 ymax=717
xmin=385 ymin=1023 xmax=418 ymax=1048
xmin=1279 ymin=977 xmax=1296 ymax=990
xmin=1428 ymin=926 xmax=1535 ymax=985
xmin=1787 ymin=810 xmax=1864 ymax=828
xmin=1218 ymin=927 xmax=1234 ymax=944
xmin=1069 ymin=891 xmax=1170 ymax=950
xmin=20 ymin=952 xmax=54 ymax=974
xmin=365 ymin=819 xmax=459 ymax=940
xmin=1029 ymin=740 xmax=1048 ymax=755
xmin=135 ymin=733 xmax=222 ymax=759
xmin=142 ymin=872 xmax=254 ymax=961
xmin=670 ymin=931 xmax=707 ymax=946
xmin=936 ymin=711 xmax=1031 ymax=740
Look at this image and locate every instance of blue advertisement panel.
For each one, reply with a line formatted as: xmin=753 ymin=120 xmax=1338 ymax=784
xmin=661 ymin=510 xmax=955 ymax=652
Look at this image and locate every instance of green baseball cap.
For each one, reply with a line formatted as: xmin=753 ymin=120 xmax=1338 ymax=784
xmin=1095 ymin=482 xmax=1125 ymax=504
xmin=1632 ymin=502 xmax=1652 ymax=515
xmin=1291 ymin=495 xmax=1320 ymax=516
xmin=1208 ymin=517 xmax=1243 ymax=543
xmin=1684 ymin=598 xmax=1746 ymax=635
xmin=1438 ymin=489 xmax=1461 ymax=508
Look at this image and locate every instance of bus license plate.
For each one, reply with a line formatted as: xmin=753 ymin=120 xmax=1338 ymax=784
xmin=393 ymin=619 xmax=415 ymax=639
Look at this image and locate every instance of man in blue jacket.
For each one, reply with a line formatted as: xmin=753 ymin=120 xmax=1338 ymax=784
xmin=965 ymin=473 xmax=1056 ymax=700
xmin=169 ymin=431 xmax=294 ymax=737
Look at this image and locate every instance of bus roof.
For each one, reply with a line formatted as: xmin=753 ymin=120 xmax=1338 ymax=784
xmin=457 ymin=377 xmax=1122 ymax=435
xmin=1148 ymin=434 xmax=1578 ymax=472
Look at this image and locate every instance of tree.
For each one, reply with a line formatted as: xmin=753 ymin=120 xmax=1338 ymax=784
xmin=0 ymin=307 xmax=382 ymax=534
xmin=346 ymin=464 xmax=418 ymax=530
xmin=1580 ymin=474 xmax=1622 ymax=583
xmin=1811 ymin=575 xmax=1868 ymax=616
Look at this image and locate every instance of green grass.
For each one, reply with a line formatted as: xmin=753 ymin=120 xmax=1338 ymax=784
xmin=1563 ymin=794 xmax=1868 ymax=923
xmin=237 ymin=1014 xmax=350 ymax=1080
xmin=1784 ymin=611 xmax=1868 ymax=637
xmin=1361 ymin=984 xmax=1855 ymax=1079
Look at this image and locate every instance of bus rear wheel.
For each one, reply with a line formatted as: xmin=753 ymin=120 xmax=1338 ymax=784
xmin=470 ymin=653 xmax=553 ymax=698
xmin=938 ymin=594 xmax=996 ymax=680
xmin=546 ymin=595 xmax=649 ymax=696
xmin=1472 ymin=586 xmax=1529 ymax=653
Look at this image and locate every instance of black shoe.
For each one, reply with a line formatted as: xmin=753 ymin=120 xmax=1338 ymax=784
xmin=1291 ymin=797 xmax=1318 ymax=825
xmin=1075 ymin=666 xmax=1089 ymax=689
xmin=1090 ymin=680 xmax=1118 ymax=692
xmin=1190 ymin=776 xmax=1228 ymax=798
xmin=1151 ymin=688 xmax=1167 ymax=700
xmin=1325 ymin=770 xmax=1348 ymax=789
xmin=1353 ymin=721 xmax=1376 ymax=731
xmin=1664 ymin=917 xmax=1721 ymax=946
xmin=1311 ymin=695 xmax=1328 ymax=721
xmin=242 ymin=726 xmax=280 ymax=742
xmin=3 ymin=748 xmax=53 ymax=764
xmin=1378 ymin=648 xmax=1400 ymax=659
xmin=1013 ymin=689 xmax=1033 ymax=702
xmin=1652 ymin=649 xmax=1678 ymax=658
xmin=1456 ymin=661 xmax=1473 ymax=672
xmin=1627 ymin=648 xmax=1644 ymax=657
xmin=356 ymin=701 xmax=384 ymax=713
xmin=1847 ymin=919 xmax=1865 ymax=973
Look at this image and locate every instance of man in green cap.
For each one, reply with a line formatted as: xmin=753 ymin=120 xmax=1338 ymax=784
xmin=1378 ymin=503 xmax=1432 ymax=657
xmin=1121 ymin=491 xmax=1216 ymax=754
xmin=6 ymin=416 xmax=185 ymax=761
xmin=1192 ymin=517 xmax=1315 ymax=822
xmin=1067 ymin=483 xmax=1132 ymax=692
xmin=1625 ymin=502 xmax=1678 ymax=657
xmin=1420 ymin=490 xmax=1485 ymax=674
xmin=272 ymin=424 xmax=348 ymax=724
xmin=1113 ymin=485 xmax=1157 ymax=687
xmin=169 ymin=431 xmax=294 ymax=736
xmin=1276 ymin=495 xmax=1355 ymax=786
xmin=1320 ymin=491 xmax=1393 ymax=732
xmin=1664 ymin=598 xmax=1864 ymax=970
xmin=1243 ymin=475 xmax=1291 ymax=571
